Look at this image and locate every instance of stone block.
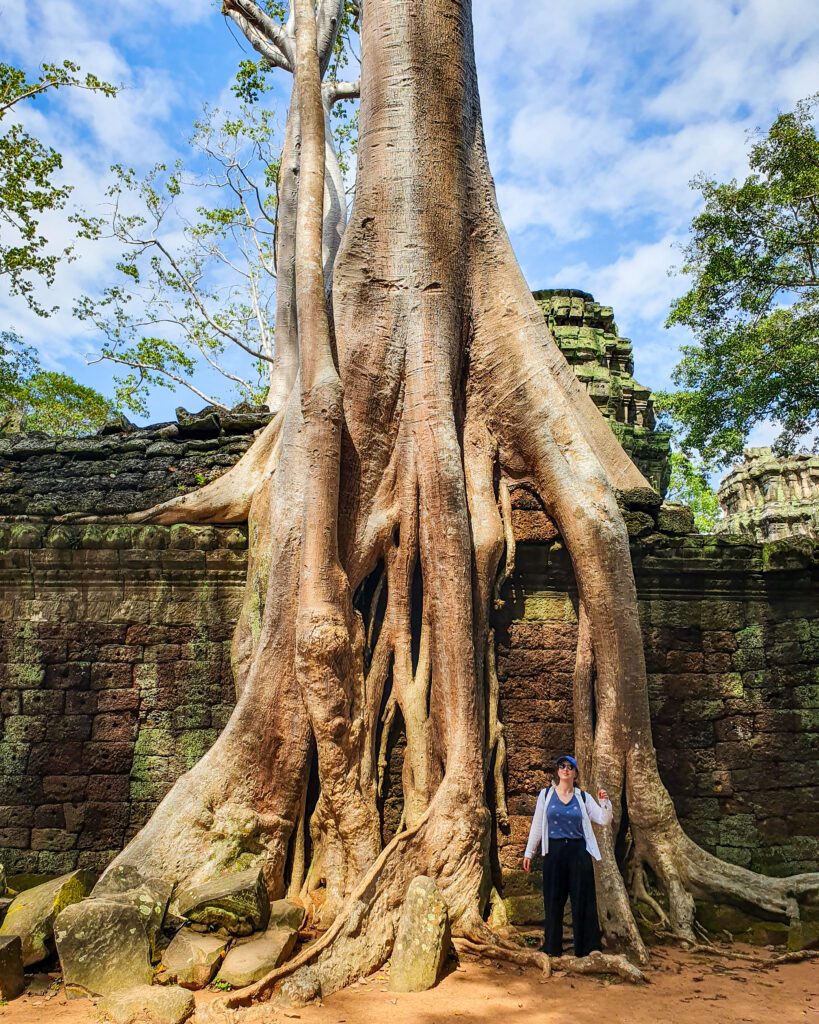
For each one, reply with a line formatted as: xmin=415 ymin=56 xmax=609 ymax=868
xmin=54 ymin=897 xmax=153 ymax=997
xmin=175 ymin=866 xmax=270 ymax=936
xmin=388 ymin=876 xmax=450 ymax=993
xmin=657 ymin=503 xmax=695 ymax=535
xmin=95 ymin=983 xmax=194 ymax=1024
xmin=502 ymin=892 xmax=544 ymax=925
xmin=160 ymin=928 xmax=228 ymax=989
xmin=0 ymin=933 xmax=24 ymax=1000
xmin=216 ymin=926 xmax=297 ymax=988
xmin=0 ymin=868 xmax=95 ymax=965
xmin=267 ymin=898 xmax=305 ymax=931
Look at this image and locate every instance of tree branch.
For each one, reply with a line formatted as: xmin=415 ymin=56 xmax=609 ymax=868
xmin=88 ymin=351 xmax=227 ymax=409
xmin=317 ymin=0 xmax=346 ymax=72
xmin=222 ymin=0 xmax=295 ymax=69
xmin=323 ymin=79 xmax=360 ymax=105
xmin=144 ymin=237 xmax=276 ymax=364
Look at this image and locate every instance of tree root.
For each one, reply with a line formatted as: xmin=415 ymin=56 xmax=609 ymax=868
xmin=453 ymin=936 xmax=551 ymax=977
xmin=129 ymin=412 xmax=282 ymax=524
xmin=550 ymin=950 xmax=646 ymax=983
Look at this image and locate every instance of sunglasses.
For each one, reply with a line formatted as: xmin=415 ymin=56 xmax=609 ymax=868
xmin=557 ymin=762 xmax=575 ymax=769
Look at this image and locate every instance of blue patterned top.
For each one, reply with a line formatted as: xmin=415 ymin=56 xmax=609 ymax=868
xmin=546 ymin=791 xmax=584 ymax=839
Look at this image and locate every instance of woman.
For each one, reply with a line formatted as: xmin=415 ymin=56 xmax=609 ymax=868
xmin=522 ymin=754 xmax=612 ymax=957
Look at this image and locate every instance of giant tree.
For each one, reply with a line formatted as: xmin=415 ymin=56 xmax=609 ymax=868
xmin=81 ymin=0 xmax=818 ymax=1007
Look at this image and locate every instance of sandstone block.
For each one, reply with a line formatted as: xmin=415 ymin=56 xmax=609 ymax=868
xmin=216 ymin=927 xmax=297 ymax=987
xmin=96 ymin=983 xmax=194 ymax=1024
xmin=0 ymin=868 xmax=95 ymax=965
xmin=267 ymin=898 xmax=305 ymax=931
xmin=389 ymin=875 xmax=450 ymax=993
xmin=0 ymin=934 xmax=24 ymax=1000
xmin=93 ymin=864 xmax=173 ymax=959
xmin=502 ymin=892 xmax=544 ymax=925
xmin=161 ymin=928 xmax=228 ymax=989
xmin=175 ymin=866 xmax=269 ymax=936
xmin=54 ymin=897 xmax=153 ymax=996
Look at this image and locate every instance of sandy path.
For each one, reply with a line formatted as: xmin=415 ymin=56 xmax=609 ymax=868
xmin=3 ymin=947 xmax=816 ymax=1024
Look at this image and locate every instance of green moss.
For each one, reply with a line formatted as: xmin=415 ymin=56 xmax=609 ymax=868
xmin=176 ymin=729 xmax=218 ymax=769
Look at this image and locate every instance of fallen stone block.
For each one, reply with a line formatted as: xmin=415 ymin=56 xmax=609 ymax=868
xmin=389 ymin=875 xmax=450 ymax=993
xmin=95 ymin=983 xmax=194 ymax=1024
xmin=174 ymin=866 xmax=269 ymax=936
xmin=0 ymin=934 xmax=24 ymax=1001
xmin=54 ymin=897 xmax=153 ymax=997
xmin=268 ymin=898 xmax=305 ymax=931
xmin=160 ymin=928 xmax=228 ymax=989
xmin=216 ymin=926 xmax=297 ymax=987
xmin=93 ymin=865 xmax=173 ymax=961
xmin=0 ymin=869 xmax=95 ymax=966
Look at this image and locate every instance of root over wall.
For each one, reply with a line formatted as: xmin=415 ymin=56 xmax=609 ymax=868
xmin=1 ymin=511 xmax=815 ymax=897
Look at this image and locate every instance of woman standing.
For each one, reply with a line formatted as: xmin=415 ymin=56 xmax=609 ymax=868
xmin=522 ymin=754 xmax=612 ymax=957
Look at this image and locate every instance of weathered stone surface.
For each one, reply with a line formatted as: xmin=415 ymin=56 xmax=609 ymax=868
xmin=54 ymin=897 xmax=153 ymax=997
xmin=216 ymin=927 xmax=297 ymax=987
xmin=0 ymin=897 xmax=12 ymax=923
xmin=175 ymin=866 xmax=269 ymax=936
xmin=0 ymin=934 xmax=24 ymax=1000
xmin=389 ymin=875 xmax=450 ymax=993
xmin=718 ymin=447 xmax=819 ymax=542
xmin=0 ymin=869 xmax=95 ymax=965
xmin=160 ymin=928 xmax=228 ymax=989
xmin=501 ymin=892 xmax=544 ymax=926
xmin=267 ymin=898 xmax=305 ymax=931
xmin=658 ymin=502 xmax=696 ymax=535
xmin=96 ymin=983 xmax=194 ymax=1024
xmin=93 ymin=866 xmax=173 ymax=959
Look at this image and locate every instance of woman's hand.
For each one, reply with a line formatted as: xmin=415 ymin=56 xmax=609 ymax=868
xmin=523 ymin=857 xmax=532 ymax=873
xmin=598 ymin=789 xmax=609 ymax=802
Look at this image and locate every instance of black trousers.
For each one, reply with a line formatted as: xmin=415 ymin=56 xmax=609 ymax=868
xmin=541 ymin=837 xmax=601 ymax=957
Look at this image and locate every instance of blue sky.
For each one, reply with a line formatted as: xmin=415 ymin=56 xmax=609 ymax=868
xmin=3 ymin=0 xmax=819 ymax=457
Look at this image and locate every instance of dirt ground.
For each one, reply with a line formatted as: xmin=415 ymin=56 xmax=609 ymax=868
xmin=2 ymin=946 xmax=816 ymax=1024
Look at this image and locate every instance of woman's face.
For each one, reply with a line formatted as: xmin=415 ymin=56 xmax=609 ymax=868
xmin=557 ymin=760 xmax=577 ymax=783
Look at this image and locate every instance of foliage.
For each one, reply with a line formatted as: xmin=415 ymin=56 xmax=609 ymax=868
xmin=665 ymin=94 xmax=819 ymax=466
xmin=0 ymin=60 xmax=116 ymax=315
xmin=77 ymin=0 xmax=360 ymax=416
xmin=665 ymin=451 xmax=721 ymax=532
xmin=0 ymin=331 xmax=115 ymax=435
xmin=74 ymin=106 xmax=280 ymax=416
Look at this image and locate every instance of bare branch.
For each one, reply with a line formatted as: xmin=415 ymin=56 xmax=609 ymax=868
xmin=222 ymin=0 xmax=295 ymax=69
xmin=146 ymin=237 xmax=276 ymax=365
xmin=88 ymin=351 xmax=227 ymax=409
xmin=323 ymin=79 xmax=360 ymax=105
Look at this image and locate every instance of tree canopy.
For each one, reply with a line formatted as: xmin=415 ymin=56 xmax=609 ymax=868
xmin=664 ymin=94 xmax=819 ymax=466
xmin=0 ymin=60 xmax=116 ymax=316
xmin=0 ymin=331 xmax=115 ymax=435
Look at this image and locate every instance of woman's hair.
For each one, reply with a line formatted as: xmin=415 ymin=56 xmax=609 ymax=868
xmin=550 ymin=759 xmax=581 ymax=789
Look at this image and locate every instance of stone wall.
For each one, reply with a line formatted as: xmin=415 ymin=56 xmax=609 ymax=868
xmin=0 ymin=407 xmax=268 ymax=518
xmin=497 ymin=531 xmax=819 ymax=887
xmin=0 ymin=522 xmax=246 ymax=875
xmin=1 ymin=517 xmax=816 ymax=887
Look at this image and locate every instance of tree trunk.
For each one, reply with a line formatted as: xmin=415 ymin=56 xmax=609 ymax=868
xmin=96 ymin=0 xmax=818 ymax=1008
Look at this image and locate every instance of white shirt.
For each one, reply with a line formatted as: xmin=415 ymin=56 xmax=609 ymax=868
xmin=524 ymin=785 xmax=613 ymax=861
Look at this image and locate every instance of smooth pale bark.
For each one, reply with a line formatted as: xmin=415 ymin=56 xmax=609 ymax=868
xmin=96 ymin=0 xmax=818 ymax=1010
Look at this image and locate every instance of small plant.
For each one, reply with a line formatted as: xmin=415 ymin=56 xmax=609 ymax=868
xmin=211 ymin=979 xmax=233 ymax=991
xmin=194 ymin=472 xmax=207 ymax=487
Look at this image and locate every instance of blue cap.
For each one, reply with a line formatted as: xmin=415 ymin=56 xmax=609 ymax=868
xmin=556 ymin=755 xmax=577 ymax=769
